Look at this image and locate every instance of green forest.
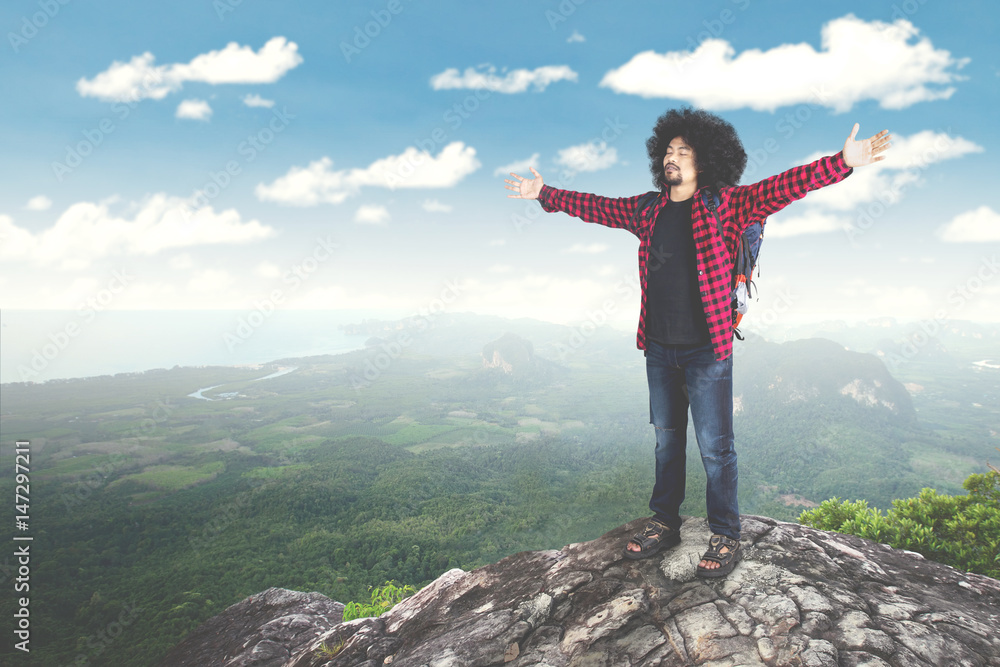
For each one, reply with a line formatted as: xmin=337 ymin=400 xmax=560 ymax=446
xmin=1 ymin=319 xmax=997 ymax=666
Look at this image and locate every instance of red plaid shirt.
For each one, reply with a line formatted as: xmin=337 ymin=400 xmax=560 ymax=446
xmin=538 ymin=151 xmax=853 ymax=360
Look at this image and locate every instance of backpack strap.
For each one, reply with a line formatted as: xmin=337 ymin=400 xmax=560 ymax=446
xmin=629 ymin=191 xmax=660 ymax=228
xmin=700 ymin=187 xmax=723 ymax=236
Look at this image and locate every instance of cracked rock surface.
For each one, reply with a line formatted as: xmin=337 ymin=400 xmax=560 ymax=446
xmin=157 ymin=587 xmax=344 ymax=667
xmin=161 ymin=515 xmax=1000 ymax=666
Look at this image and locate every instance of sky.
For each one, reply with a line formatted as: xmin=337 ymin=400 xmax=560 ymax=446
xmin=1 ymin=0 xmax=999 ymax=378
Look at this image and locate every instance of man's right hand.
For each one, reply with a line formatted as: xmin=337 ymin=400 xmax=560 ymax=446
xmin=504 ymin=167 xmax=543 ymax=199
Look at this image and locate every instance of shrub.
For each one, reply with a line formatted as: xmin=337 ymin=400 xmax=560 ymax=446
xmin=342 ymin=581 xmax=418 ymax=621
xmin=800 ymin=468 xmax=1000 ymax=579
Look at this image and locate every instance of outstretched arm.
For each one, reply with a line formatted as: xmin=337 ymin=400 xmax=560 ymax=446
xmin=504 ymin=168 xmax=544 ymax=199
xmin=503 ymin=166 xmax=646 ymax=234
xmin=843 ymin=123 xmax=892 ymax=168
xmin=726 ymin=123 xmax=893 ymax=226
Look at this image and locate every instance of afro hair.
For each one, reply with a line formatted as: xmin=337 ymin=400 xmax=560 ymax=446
xmin=646 ymin=107 xmax=747 ymax=192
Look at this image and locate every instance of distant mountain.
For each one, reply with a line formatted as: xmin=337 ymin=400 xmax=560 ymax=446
xmin=773 ymin=319 xmax=1000 ymax=367
xmin=341 ymin=312 xmax=576 ymax=358
xmin=735 ymin=336 xmax=916 ymax=425
xmin=341 ymin=311 xmax=641 ymax=367
xmin=478 ymin=332 xmax=565 ymax=388
xmin=482 ymin=332 xmax=535 ymax=373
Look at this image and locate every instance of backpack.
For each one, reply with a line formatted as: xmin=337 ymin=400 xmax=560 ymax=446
xmin=631 ymin=188 xmax=764 ymax=339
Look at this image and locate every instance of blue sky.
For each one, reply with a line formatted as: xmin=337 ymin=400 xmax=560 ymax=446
xmin=1 ymin=0 xmax=999 ymax=355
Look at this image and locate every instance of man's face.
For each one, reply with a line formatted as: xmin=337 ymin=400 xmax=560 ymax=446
xmin=662 ymin=136 xmax=698 ymax=188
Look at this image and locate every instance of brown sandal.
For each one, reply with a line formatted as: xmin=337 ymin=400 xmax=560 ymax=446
xmin=623 ymin=519 xmax=680 ymax=560
xmin=696 ymin=534 xmax=742 ymax=578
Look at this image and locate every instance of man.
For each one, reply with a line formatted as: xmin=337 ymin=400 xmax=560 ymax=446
xmin=504 ymin=108 xmax=891 ymax=577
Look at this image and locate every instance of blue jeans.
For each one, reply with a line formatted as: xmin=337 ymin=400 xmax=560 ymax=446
xmin=645 ymin=339 xmax=740 ymax=540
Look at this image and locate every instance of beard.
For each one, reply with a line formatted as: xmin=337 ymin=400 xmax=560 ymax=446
xmin=663 ymin=169 xmax=682 ymax=186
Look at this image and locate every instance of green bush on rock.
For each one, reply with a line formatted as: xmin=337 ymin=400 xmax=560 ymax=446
xmin=800 ymin=467 xmax=1000 ymax=579
xmin=342 ymin=581 xmax=418 ymax=621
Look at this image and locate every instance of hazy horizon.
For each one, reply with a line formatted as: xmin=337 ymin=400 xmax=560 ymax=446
xmin=2 ymin=307 xmax=997 ymax=385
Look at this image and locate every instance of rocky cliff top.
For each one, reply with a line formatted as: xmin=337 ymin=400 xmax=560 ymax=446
xmin=160 ymin=515 xmax=1000 ymax=667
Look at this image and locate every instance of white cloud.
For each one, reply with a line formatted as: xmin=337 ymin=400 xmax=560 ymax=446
xmin=255 ymin=261 xmax=282 ymax=278
xmin=278 ymin=283 xmax=430 ymax=310
xmin=24 ymin=195 xmax=52 ymax=211
xmin=76 ymin=52 xmax=176 ymax=102
xmin=936 ymin=206 xmax=1000 ymax=243
xmin=831 ymin=281 xmax=935 ymax=319
xmin=489 ymin=239 xmax=506 ymax=246
xmin=174 ymin=37 xmax=302 ymax=84
xmin=797 ymin=130 xmax=983 ymax=212
xmin=176 ymin=99 xmax=212 ymax=121
xmin=767 ymin=130 xmax=982 ymax=237
xmin=563 ymin=243 xmax=609 ymax=254
xmin=256 ymin=158 xmax=352 ymax=206
xmin=76 ymin=37 xmax=302 ymax=103
xmin=430 ymin=64 xmax=577 ymax=93
xmin=0 ymin=215 xmax=34 ymax=257
xmin=597 ymin=265 xmax=618 ymax=277
xmin=0 ymin=196 xmax=274 ymax=270
xmin=554 ymin=141 xmax=618 ymax=172
xmin=242 ymin=93 xmax=275 ymax=108
xmin=188 ymin=269 xmax=235 ymax=293
xmin=600 ymin=14 xmax=968 ymax=112
xmin=494 ymin=153 xmax=540 ymax=177
xmin=567 ymin=31 xmax=585 ymax=43
xmin=256 ymin=141 xmax=481 ymax=206
xmin=169 ymin=253 xmax=193 ymax=270
xmin=422 ymin=199 xmax=453 ymax=213
xmin=764 ymin=211 xmax=851 ymax=239
xmin=459 ymin=274 xmax=636 ymax=328
xmin=355 ymin=204 xmax=390 ymax=225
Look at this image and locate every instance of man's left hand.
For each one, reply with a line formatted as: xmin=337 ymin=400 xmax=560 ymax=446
xmin=843 ymin=123 xmax=892 ymax=168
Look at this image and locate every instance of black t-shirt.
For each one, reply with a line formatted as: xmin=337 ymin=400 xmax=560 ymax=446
xmin=645 ymin=197 xmax=711 ymax=346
